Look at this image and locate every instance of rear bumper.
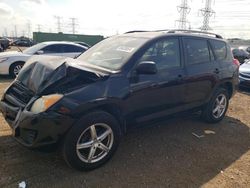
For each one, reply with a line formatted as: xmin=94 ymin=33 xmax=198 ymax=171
xmin=0 ymin=101 xmax=75 ymax=148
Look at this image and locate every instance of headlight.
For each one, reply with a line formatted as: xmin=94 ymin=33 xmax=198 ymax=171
xmin=30 ymin=94 xmax=63 ymax=113
xmin=0 ymin=57 xmax=8 ymax=63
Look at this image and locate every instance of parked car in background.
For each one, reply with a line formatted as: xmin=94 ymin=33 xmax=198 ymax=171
xmin=232 ymin=48 xmax=250 ymax=64
xmin=12 ymin=38 xmax=34 ymax=47
xmin=238 ymin=46 xmax=250 ymax=53
xmin=0 ymin=37 xmax=10 ymax=51
xmin=0 ymin=30 xmax=239 ymax=171
xmin=239 ymin=59 xmax=250 ymax=88
xmin=0 ymin=41 xmax=88 ymax=77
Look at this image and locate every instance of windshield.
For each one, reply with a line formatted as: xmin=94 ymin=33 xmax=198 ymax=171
xmin=23 ymin=43 xmax=46 ymax=54
xmin=77 ymin=36 xmax=147 ymax=71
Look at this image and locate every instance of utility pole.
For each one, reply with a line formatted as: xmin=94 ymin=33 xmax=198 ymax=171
xmin=69 ymin=17 xmax=78 ymax=34
xmin=55 ymin=16 xmax=62 ymax=33
xmin=176 ymin=0 xmax=191 ymax=30
xmin=4 ymin=28 xmax=8 ymax=37
xmin=199 ymin=0 xmax=215 ymax=31
xmin=27 ymin=22 xmax=31 ymax=38
xmin=37 ymin=24 xmax=42 ymax=32
xmin=14 ymin=25 xmax=17 ymax=38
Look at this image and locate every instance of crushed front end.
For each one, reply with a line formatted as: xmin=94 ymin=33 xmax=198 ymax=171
xmin=0 ymin=80 xmax=74 ymax=148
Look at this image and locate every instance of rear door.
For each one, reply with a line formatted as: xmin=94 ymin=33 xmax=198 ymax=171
xmin=182 ymin=37 xmax=220 ymax=106
xmin=210 ymin=39 xmax=235 ymax=79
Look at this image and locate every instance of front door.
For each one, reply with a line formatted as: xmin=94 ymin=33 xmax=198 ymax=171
xmin=126 ymin=37 xmax=187 ymax=122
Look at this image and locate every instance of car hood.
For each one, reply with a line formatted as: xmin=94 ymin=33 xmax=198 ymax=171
xmin=17 ymin=56 xmax=109 ymax=95
xmin=239 ymin=62 xmax=250 ymax=73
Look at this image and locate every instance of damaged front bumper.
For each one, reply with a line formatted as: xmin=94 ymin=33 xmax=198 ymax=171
xmin=0 ymin=101 xmax=75 ymax=148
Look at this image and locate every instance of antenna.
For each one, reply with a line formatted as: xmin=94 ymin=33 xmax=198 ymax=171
xmin=199 ymin=0 xmax=215 ymax=31
xmin=176 ymin=0 xmax=191 ymax=30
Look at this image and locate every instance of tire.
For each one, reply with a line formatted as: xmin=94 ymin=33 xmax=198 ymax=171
xmin=10 ymin=62 xmax=24 ymax=78
xmin=62 ymin=111 xmax=121 ymax=171
xmin=201 ymin=88 xmax=229 ymax=123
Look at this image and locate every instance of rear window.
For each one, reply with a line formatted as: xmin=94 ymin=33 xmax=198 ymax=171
xmin=210 ymin=40 xmax=232 ymax=61
xmin=183 ymin=38 xmax=210 ymax=65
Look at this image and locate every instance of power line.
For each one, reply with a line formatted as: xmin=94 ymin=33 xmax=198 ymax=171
xmin=176 ymin=0 xmax=191 ymax=29
xmin=199 ymin=0 xmax=215 ymax=31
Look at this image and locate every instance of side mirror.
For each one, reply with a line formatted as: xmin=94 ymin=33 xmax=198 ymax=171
xmin=136 ymin=61 xmax=157 ymax=74
xmin=36 ymin=50 xmax=44 ymax=55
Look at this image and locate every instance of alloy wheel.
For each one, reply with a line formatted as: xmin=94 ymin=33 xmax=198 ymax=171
xmin=212 ymin=94 xmax=227 ymax=119
xmin=13 ymin=65 xmax=23 ymax=76
xmin=76 ymin=123 xmax=114 ymax=163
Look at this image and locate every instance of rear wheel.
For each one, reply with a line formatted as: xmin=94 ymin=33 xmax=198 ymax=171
xmin=10 ymin=62 xmax=24 ymax=78
xmin=201 ymin=88 xmax=229 ymax=123
xmin=62 ymin=111 xmax=121 ymax=171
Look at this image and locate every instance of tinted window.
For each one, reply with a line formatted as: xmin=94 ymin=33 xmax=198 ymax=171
xmin=184 ymin=38 xmax=210 ymax=64
xmin=42 ymin=44 xmax=62 ymax=53
xmin=61 ymin=44 xmax=85 ymax=53
xmin=210 ymin=40 xmax=227 ymax=61
xmin=138 ymin=38 xmax=181 ymax=70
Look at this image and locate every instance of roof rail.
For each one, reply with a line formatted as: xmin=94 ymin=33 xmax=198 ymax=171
xmin=167 ymin=29 xmax=223 ymax=39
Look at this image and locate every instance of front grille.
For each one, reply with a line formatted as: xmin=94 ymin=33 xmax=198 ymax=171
xmin=4 ymin=81 xmax=34 ymax=108
xmin=240 ymin=72 xmax=250 ymax=79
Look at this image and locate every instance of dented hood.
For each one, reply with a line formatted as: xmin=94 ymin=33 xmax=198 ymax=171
xmin=17 ymin=56 xmax=108 ymax=95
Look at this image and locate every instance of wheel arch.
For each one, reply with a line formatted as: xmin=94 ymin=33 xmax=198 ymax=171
xmin=219 ymin=81 xmax=233 ymax=99
xmin=78 ymin=103 xmax=127 ymax=135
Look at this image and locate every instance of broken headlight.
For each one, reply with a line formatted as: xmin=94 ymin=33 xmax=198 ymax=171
xmin=30 ymin=94 xmax=63 ymax=113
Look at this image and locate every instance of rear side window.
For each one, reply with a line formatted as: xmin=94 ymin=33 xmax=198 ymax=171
xmin=210 ymin=40 xmax=231 ymax=61
xmin=183 ymin=38 xmax=210 ymax=65
xmin=61 ymin=44 xmax=85 ymax=53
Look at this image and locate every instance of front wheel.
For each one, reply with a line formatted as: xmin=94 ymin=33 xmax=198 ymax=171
xmin=201 ymin=88 xmax=229 ymax=123
xmin=62 ymin=111 xmax=121 ymax=171
xmin=10 ymin=62 xmax=24 ymax=78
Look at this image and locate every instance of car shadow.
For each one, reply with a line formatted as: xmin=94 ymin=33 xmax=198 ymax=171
xmin=0 ymin=75 xmax=13 ymax=83
xmin=0 ymin=114 xmax=249 ymax=187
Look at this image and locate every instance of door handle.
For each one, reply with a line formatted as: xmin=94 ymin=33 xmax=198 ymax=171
xmin=150 ymin=83 xmax=158 ymax=88
xmin=214 ymin=68 xmax=220 ymax=74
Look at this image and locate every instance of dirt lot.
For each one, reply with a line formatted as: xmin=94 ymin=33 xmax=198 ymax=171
xmin=0 ymin=77 xmax=249 ymax=188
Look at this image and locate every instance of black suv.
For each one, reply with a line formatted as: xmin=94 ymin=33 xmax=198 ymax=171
xmin=0 ymin=30 xmax=239 ymax=170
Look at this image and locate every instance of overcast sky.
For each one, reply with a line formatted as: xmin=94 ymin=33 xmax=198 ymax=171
xmin=0 ymin=0 xmax=249 ymax=39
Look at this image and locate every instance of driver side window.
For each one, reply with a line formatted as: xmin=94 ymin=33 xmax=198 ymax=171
xmin=138 ymin=38 xmax=181 ymax=70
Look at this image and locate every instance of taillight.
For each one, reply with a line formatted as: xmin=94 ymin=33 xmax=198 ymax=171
xmin=233 ymin=59 xmax=240 ymax=66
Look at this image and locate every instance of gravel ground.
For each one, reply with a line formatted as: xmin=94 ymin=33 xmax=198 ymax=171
xmin=0 ymin=77 xmax=249 ymax=188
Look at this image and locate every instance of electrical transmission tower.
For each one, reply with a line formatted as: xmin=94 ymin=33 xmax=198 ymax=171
xmin=54 ymin=16 xmax=63 ymax=33
xmin=176 ymin=0 xmax=191 ymax=29
xmin=69 ymin=18 xmax=78 ymax=34
xmin=37 ymin=24 xmax=42 ymax=32
xmin=199 ymin=0 xmax=215 ymax=31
